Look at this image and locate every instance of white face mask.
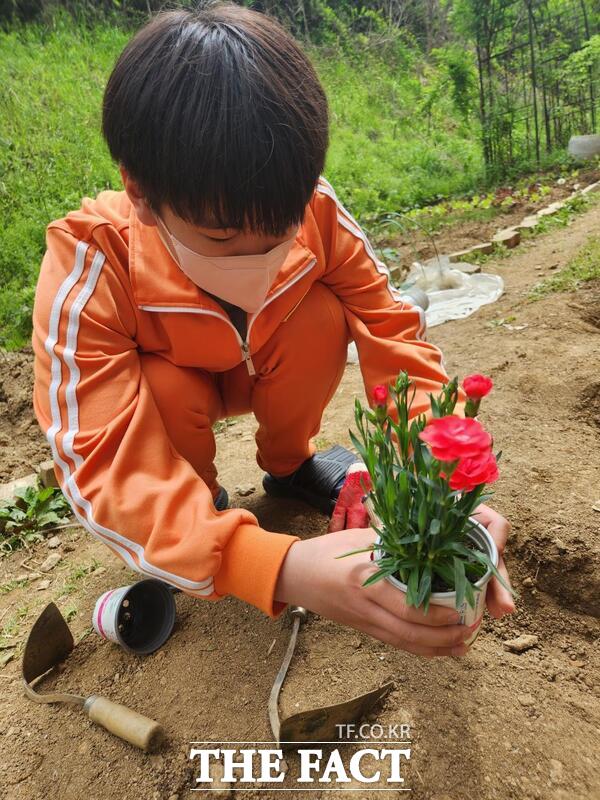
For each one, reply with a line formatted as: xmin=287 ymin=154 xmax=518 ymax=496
xmin=154 ymin=214 xmax=297 ymax=313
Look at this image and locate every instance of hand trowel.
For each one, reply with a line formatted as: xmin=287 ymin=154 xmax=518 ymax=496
xmin=22 ymin=601 xmax=164 ymax=752
xmin=268 ymin=606 xmax=394 ymax=748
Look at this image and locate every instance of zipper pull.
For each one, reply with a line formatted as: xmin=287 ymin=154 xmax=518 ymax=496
xmin=241 ymin=342 xmax=256 ymax=376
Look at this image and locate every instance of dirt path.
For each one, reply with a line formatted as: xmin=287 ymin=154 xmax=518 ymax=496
xmin=1 ymin=205 xmax=599 ymax=800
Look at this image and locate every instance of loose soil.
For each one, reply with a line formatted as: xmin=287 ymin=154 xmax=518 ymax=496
xmin=1 ymin=202 xmax=599 ymax=800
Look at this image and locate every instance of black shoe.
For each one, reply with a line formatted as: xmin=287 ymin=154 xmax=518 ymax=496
xmin=214 ymin=486 xmax=229 ymax=511
xmin=262 ymin=445 xmax=357 ymax=515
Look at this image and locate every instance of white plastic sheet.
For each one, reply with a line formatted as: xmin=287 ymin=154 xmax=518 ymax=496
xmin=407 ymin=259 xmax=504 ymax=328
xmin=346 ymin=256 xmax=504 ymax=364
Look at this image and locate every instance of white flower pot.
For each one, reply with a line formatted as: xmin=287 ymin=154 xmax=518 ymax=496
xmin=372 ymin=514 xmax=498 ymax=647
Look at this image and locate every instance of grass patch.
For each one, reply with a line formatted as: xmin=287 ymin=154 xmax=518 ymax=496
xmin=58 ymin=559 xmax=102 ymax=597
xmin=0 ymin=577 xmax=29 ymax=595
xmin=528 ymin=235 xmax=600 ymax=300
xmin=0 ymin=603 xmax=29 ymax=648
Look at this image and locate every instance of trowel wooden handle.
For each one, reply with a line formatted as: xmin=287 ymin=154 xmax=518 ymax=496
xmin=84 ymin=695 xmax=164 ymax=752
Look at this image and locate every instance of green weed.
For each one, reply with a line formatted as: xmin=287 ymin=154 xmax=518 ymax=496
xmin=0 ymin=482 xmax=72 ymax=554
xmin=528 ymin=236 xmax=600 ymax=300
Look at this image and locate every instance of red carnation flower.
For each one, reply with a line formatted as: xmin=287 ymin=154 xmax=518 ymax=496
xmin=373 ymin=385 xmax=388 ymax=406
xmin=462 ymin=374 xmax=493 ymax=400
xmin=441 ymin=451 xmax=499 ymax=492
xmin=419 ymin=415 xmax=492 ymax=462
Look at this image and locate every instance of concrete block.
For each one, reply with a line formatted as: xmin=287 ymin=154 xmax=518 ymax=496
xmin=537 ymin=201 xmax=565 ymax=217
xmin=37 ymin=459 xmax=59 ymax=489
xmin=516 ymin=216 xmax=539 ymax=230
xmin=582 ymin=181 xmax=600 ymax=195
xmin=448 ymin=242 xmax=494 ymax=262
xmin=493 ymin=228 xmax=521 ymax=248
xmin=0 ymin=473 xmax=37 ymax=504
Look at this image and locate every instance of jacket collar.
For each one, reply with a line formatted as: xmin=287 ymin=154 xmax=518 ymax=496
xmin=128 ymin=205 xmax=317 ymax=311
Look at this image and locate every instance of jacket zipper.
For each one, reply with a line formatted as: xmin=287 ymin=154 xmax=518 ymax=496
xmin=139 ymin=257 xmax=317 ymax=377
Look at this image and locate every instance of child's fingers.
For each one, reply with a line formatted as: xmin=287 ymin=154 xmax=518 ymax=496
xmin=486 ymin=557 xmax=515 ymax=618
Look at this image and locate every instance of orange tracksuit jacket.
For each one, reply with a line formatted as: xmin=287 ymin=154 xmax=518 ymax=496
xmin=32 ymin=175 xmax=467 ymax=617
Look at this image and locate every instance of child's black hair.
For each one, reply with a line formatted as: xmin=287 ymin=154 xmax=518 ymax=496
xmin=102 ymin=2 xmax=329 ymax=236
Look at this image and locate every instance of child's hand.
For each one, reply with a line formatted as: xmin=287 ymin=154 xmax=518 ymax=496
xmin=275 ymin=529 xmax=475 ymax=658
xmin=470 ymin=502 xmax=515 ymax=618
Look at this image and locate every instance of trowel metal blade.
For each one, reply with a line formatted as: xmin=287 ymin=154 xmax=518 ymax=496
xmin=278 ymin=682 xmax=394 ymax=747
xmin=22 ymin=601 xmax=74 ymax=684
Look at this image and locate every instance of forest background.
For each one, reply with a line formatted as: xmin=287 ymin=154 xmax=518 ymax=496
xmin=0 ymin=0 xmax=598 ymax=348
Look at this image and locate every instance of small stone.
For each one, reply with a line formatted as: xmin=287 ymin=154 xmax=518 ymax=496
xmin=522 ymin=577 xmax=534 ymax=587
xmin=554 ymin=538 xmax=567 ymax=553
xmin=15 ymin=573 xmax=30 ymax=582
xmin=36 ymin=579 xmax=51 ymax=591
xmin=39 ymin=553 xmax=62 ymax=572
xmin=503 ymin=634 xmax=539 ymax=653
xmin=0 ymin=650 xmax=15 ymax=667
xmin=236 ymin=484 xmax=255 ymax=497
xmin=63 ymin=543 xmax=76 ymax=552
xmin=37 ymin=460 xmax=59 ymax=489
xmin=549 ymin=759 xmax=564 ymax=784
xmin=556 ymin=177 xmax=566 ymax=185
xmin=493 ymin=228 xmax=521 ymax=248
xmin=517 ymin=693 xmax=535 ymax=707
xmin=47 ymin=536 xmax=61 ymax=549
xmin=592 ymin=500 xmax=600 ymax=512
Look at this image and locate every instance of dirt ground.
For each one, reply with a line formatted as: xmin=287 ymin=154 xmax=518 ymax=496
xmin=0 ymin=201 xmax=599 ymax=800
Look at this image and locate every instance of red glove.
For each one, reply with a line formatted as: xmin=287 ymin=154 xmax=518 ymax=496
xmin=328 ymin=463 xmax=372 ymax=532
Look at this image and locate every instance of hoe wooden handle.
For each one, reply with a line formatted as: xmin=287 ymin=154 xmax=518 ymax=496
xmin=84 ymin=695 xmax=164 ymax=752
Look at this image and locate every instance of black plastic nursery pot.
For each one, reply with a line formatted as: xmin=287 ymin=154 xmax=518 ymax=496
xmin=92 ymin=578 xmax=176 ymax=655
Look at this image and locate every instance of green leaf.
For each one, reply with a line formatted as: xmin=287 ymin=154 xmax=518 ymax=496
xmin=336 ymin=546 xmax=376 ymax=559
xmin=362 ymin=566 xmax=398 ymax=588
xmin=464 ymin=577 xmax=477 ymax=610
xmin=470 ymin=551 xmax=517 ymax=597
xmin=416 ymin=564 xmax=432 ymax=608
xmin=453 ymin=557 xmax=466 ymax=609
xmin=406 ymin=566 xmax=419 ymax=606
xmin=432 ymin=560 xmax=454 ymax=589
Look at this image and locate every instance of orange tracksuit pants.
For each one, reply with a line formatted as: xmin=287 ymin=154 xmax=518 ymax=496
xmin=140 ymin=281 xmax=349 ymax=499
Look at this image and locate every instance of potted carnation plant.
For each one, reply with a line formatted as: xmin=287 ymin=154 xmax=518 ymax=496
xmin=342 ymin=371 xmax=515 ymax=646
